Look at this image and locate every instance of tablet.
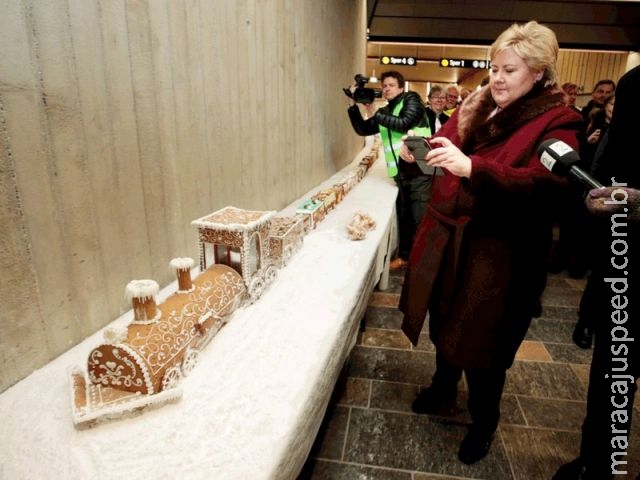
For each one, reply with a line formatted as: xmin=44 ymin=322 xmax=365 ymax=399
xmin=403 ymin=136 xmax=443 ymax=176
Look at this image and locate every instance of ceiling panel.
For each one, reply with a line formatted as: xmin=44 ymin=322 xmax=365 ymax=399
xmin=363 ymin=0 xmax=638 ymax=88
xmin=367 ymin=0 xmax=640 ymax=50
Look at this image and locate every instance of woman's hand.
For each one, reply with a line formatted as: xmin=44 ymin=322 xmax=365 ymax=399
xmin=425 ymin=137 xmax=472 ymax=178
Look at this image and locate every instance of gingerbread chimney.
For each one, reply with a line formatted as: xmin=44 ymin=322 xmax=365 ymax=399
xmin=170 ymin=257 xmax=195 ymax=293
xmin=125 ymin=279 xmax=160 ymax=324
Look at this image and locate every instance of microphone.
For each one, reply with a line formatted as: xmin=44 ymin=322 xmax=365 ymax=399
xmin=537 ymin=138 xmax=603 ymax=189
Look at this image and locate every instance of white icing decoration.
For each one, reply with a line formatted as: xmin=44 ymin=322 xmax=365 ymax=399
xmin=125 ymin=279 xmax=159 ymax=301
xmin=130 ymin=308 xmax=162 ymax=325
xmin=161 ymin=366 xmax=182 ymax=390
xmin=103 ymin=325 xmax=128 ymax=344
xmin=169 ymin=257 xmax=195 ymax=270
xmin=176 ymin=286 xmax=196 ymax=294
xmin=181 ymin=348 xmax=199 ymax=375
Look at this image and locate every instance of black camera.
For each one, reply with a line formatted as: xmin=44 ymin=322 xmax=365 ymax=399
xmin=343 ymin=74 xmax=382 ymax=104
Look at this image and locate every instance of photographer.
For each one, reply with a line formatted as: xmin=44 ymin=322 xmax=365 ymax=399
xmin=346 ymin=70 xmax=431 ymax=269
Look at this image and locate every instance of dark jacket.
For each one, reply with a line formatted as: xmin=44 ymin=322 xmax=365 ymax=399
xmin=592 ymin=67 xmax=639 ymax=188
xmin=424 ymin=107 xmax=449 ymax=135
xmin=347 ymin=91 xmax=428 ymax=176
xmin=399 ymin=84 xmax=582 ymax=369
xmin=581 ymin=99 xmax=599 ymax=124
xmin=578 ymin=108 xmax=609 ymax=173
xmin=589 ymin=65 xmax=640 ymax=374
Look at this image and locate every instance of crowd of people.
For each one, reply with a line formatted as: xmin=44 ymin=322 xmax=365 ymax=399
xmin=346 ymin=18 xmax=639 ymax=477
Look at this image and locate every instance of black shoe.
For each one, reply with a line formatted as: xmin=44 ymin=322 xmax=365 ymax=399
xmin=552 ymin=457 xmax=610 ymax=479
xmin=572 ymin=324 xmax=592 ymax=349
xmin=458 ymin=426 xmax=496 ymax=465
xmin=552 ymin=458 xmax=585 ymax=479
xmin=411 ymin=384 xmax=457 ymax=415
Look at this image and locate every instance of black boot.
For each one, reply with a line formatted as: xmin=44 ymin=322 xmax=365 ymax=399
xmin=552 ymin=457 xmax=612 ymax=480
xmin=458 ymin=425 xmax=496 ymax=465
xmin=552 ymin=458 xmax=586 ymax=479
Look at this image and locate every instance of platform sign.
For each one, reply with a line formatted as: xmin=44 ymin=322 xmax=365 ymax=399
xmin=381 ymin=56 xmax=417 ymax=66
xmin=440 ymin=58 xmax=491 ymax=69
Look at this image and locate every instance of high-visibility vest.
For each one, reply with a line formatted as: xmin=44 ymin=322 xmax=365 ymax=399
xmin=378 ymin=99 xmax=431 ymax=177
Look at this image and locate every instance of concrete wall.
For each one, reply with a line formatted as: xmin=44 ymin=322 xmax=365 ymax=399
xmin=0 ymin=0 xmax=367 ymax=392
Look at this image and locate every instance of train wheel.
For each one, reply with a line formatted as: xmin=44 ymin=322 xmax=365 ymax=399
xmin=161 ymin=366 xmax=182 ymax=391
xmin=181 ymin=348 xmax=199 ymax=376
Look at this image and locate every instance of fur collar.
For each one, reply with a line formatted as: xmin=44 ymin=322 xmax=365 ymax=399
xmin=456 ymin=84 xmax=566 ymax=153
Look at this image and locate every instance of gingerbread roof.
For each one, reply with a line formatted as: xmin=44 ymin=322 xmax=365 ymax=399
xmin=191 ymin=206 xmax=276 ymax=232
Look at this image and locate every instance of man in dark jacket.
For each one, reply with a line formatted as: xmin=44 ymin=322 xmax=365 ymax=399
xmin=347 ymin=71 xmax=432 ymax=269
xmin=554 ymin=65 xmax=640 ymax=480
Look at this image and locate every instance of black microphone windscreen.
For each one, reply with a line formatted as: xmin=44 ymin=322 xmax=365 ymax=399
xmin=537 ymin=138 xmax=580 ymax=176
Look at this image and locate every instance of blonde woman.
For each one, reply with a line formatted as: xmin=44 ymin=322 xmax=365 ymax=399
xmin=399 ymin=21 xmax=582 ymax=464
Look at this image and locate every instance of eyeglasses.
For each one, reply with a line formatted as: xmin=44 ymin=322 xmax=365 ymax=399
xmin=446 ymin=94 xmax=458 ymax=99
xmin=430 ymin=96 xmax=446 ymax=100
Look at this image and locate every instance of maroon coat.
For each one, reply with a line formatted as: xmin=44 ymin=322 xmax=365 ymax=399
xmin=399 ymin=85 xmax=582 ymax=369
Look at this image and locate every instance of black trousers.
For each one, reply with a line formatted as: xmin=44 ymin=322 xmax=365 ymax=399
xmin=433 ymin=351 xmax=506 ymax=432
xmin=394 ymin=172 xmax=431 ymax=260
xmin=552 ymin=186 xmax=593 ymax=276
xmin=580 ymin=327 xmax=637 ymax=478
xmin=577 ymin=272 xmax=599 ymax=331
xmin=578 ymin=226 xmax=639 ymax=477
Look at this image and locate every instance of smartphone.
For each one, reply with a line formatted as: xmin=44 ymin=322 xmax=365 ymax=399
xmin=403 ymin=136 xmax=443 ymax=176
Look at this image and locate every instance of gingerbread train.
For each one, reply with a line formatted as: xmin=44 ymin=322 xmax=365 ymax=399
xmin=69 ymin=140 xmax=380 ymax=426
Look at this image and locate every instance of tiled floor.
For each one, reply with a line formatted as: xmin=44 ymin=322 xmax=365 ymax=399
xmin=299 ymin=269 xmax=640 ymax=479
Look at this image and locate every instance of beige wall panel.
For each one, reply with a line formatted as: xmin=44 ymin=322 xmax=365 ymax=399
xmin=127 ymin=0 xmax=176 ymax=278
xmin=252 ymin=0 xmax=283 ymax=207
xmin=67 ymin=0 xmax=132 ymax=323
xmin=0 ymin=2 xmax=52 ymax=386
xmin=169 ymin=1 xmax=213 ymax=235
xmin=267 ymin=0 xmax=295 ymax=201
xmin=148 ymin=2 xmax=192 ymax=256
xmin=197 ymin=0 xmax=228 ymax=219
xmin=320 ymin=1 xmax=366 ymax=173
xmin=199 ymin=1 xmax=245 ymax=212
xmin=184 ymin=0 xmax=210 ymax=253
xmin=21 ymin=1 xmax=107 ymax=354
xmin=292 ymin=2 xmax=314 ymax=187
xmin=290 ymin=0 xmax=366 ymax=193
xmin=0 ymin=0 xmax=367 ymax=392
xmin=230 ymin=0 xmax=257 ymax=205
xmin=96 ymin=0 xmax=152 ymax=280
xmin=252 ymin=2 xmax=281 ymax=205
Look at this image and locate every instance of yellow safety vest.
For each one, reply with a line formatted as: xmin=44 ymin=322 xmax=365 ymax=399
xmin=378 ymin=99 xmax=430 ymax=177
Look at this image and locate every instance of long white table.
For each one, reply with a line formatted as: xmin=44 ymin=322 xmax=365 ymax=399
xmin=0 ymin=140 xmax=398 ymax=480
